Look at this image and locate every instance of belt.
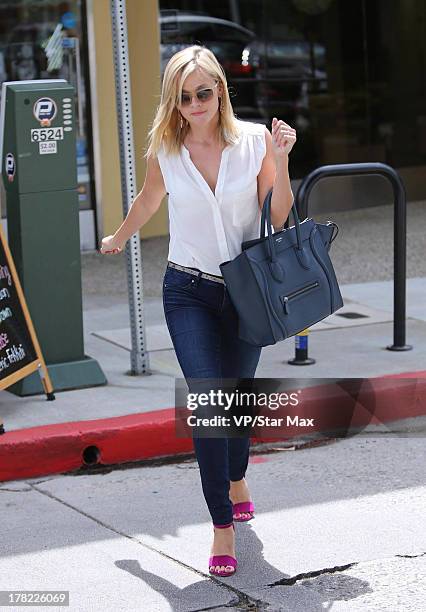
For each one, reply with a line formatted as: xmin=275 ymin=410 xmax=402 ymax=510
xmin=167 ymin=261 xmax=225 ymax=285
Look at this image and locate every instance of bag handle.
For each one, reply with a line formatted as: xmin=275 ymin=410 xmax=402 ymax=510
xmin=260 ymin=190 xmax=303 ymax=262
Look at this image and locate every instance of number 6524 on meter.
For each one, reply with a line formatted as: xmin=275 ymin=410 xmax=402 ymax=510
xmin=31 ymin=127 xmax=64 ymax=142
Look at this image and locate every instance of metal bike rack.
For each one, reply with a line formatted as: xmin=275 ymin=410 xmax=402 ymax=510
xmin=294 ymin=162 xmax=412 ymax=352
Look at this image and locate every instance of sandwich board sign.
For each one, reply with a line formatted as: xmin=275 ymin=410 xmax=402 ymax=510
xmin=0 ymin=223 xmax=54 ymax=432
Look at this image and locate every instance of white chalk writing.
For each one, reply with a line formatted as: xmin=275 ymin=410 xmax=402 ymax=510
xmin=0 ymin=264 xmax=12 ymax=286
xmin=0 ymin=355 xmax=9 ymax=372
xmin=6 ymin=343 xmax=26 ymax=363
xmin=0 ymin=287 xmax=10 ymax=301
xmin=0 ymin=343 xmax=26 ymax=372
xmin=0 ymin=306 xmax=12 ymax=323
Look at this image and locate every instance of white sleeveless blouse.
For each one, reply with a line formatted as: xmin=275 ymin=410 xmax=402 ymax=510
xmin=156 ymin=119 xmax=267 ymax=277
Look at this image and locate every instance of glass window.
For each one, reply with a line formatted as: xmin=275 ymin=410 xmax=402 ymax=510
xmin=158 ymin=0 xmax=426 ymax=195
xmin=0 ymin=0 xmax=94 ymax=211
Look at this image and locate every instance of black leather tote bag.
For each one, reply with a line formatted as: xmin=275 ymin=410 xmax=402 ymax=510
xmin=219 ymin=190 xmax=344 ymax=347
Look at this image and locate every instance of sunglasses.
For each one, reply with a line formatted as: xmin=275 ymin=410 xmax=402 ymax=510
xmin=180 ymin=82 xmax=219 ymax=107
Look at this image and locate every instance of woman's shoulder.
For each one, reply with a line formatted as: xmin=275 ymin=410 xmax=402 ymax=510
xmin=235 ymin=118 xmax=267 ymax=138
xmin=156 ymin=140 xmax=180 ymax=161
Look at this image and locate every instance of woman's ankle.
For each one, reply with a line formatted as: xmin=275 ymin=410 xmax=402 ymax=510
xmin=213 ymin=521 xmax=234 ymax=529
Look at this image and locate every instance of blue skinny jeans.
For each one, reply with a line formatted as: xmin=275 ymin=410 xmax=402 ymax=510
xmin=162 ymin=262 xmax=262 ymax=526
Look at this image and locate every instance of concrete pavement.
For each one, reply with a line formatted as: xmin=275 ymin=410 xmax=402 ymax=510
xmin=0 ymin=431 xmax=425 ymax=611
xmin=1 ymin=275 xmax=425 ymax=430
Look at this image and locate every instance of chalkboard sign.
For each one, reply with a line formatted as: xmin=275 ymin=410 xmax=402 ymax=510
xmin=0 ymin=223 xmax=54 ymax=429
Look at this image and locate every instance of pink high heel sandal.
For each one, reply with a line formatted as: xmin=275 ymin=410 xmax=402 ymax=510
xmin=232 ymin=501 xmax=255 ymax=522
xmin=209 ymin=522 xmax=237 ymax=577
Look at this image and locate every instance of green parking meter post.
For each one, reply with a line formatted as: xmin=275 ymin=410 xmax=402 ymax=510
xmin=0 ymin=79 xmax=106 ymax=395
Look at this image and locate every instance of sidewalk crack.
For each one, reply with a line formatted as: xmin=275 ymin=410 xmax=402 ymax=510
xmin=267 ymin=562 xmax=356 ymax=586
xmin=189 ymin=597 xmax=268 ymax=611
xmin=27 ymin=483 xmax=269 ymax=608
xmin=268 ymin=551 xmax=426 ymax=587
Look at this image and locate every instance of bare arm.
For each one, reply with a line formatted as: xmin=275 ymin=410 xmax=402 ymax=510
xmin=257 ymin=124 xmax=295 ymax=231
xmin=100 ymin=154 xmax=166 ymax=254
xmin=112 ymin=154 xmax=167 ymax=246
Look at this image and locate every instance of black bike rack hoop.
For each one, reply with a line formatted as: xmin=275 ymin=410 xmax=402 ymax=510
xmin=294 ymin=162 xmax=412 ymax=351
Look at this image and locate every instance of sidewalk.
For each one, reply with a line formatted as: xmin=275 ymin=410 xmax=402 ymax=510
xmin=0 ymin=202 xmax=425 ymax=481
xmin=1 ymin=275 xmax=425 ymax=482
xmin=0 ymin=431 xmax=425 ymax=611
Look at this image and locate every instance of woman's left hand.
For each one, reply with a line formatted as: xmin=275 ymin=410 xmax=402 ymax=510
xmin=271 ymin=117 xmax=297 ymax=158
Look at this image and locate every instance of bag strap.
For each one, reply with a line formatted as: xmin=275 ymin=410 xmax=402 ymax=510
xmin=260 ymin=190 xmax=303 ymax=260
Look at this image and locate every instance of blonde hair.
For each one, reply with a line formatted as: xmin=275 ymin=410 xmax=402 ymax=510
xmin=145 ymin=45 xmax=241 ymax=158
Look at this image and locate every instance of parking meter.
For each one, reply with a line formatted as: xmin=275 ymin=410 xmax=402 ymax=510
xmin=1 ymin=79 xmax=106 ymax=395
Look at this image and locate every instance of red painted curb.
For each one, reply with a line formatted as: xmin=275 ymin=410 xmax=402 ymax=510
xmin=1 ymin=371 xmax=425 ymax=483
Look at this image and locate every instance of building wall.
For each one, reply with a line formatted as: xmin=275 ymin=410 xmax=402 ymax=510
xmin=89 ymin=0 xmax=168 ymax=243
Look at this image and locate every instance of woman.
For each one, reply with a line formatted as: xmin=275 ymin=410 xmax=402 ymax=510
xmin=100 ymin=45 xmax=296 ymax=577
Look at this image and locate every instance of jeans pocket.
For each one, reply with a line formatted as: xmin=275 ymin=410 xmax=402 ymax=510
xmin=163 ymin=267 xmax=197 ymax=291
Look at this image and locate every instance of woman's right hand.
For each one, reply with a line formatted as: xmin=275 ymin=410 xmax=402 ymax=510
xmin=99 ymin=235 xmax=125 ymax=255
